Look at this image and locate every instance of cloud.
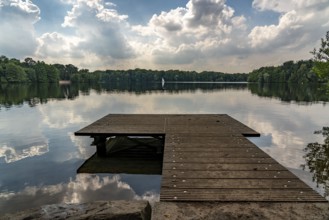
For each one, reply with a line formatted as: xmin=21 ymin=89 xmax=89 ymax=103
xmin=248 ymin=10 xmax=302 ymax=49
xmin=36 ymin=0 xmax=135 ymax=69
xmin=36 ymin=32 xmax=81 ymax=59
xmin=132 ymin=0 xmax=248 ymax=67
xmin=249 ymin=0 xmax=329 ymax=53
xmin=252 ymin=0 xmax=328 ymax=13
xmin=62 ymin=0 xmax=135 ymax=59
xmin=0 ymin=0 xmax=40 ymax=58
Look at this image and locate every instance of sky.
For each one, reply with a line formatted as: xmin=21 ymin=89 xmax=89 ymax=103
xmin=0 ymin=0 xmax=329 ymax=73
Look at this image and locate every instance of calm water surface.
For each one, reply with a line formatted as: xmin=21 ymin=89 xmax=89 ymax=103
xmin=0 ymin=83 xmax=328 ymax=214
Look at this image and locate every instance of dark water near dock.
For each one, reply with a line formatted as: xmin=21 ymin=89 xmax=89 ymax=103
xmin=0 ymin=82 xmax=328 ymax=214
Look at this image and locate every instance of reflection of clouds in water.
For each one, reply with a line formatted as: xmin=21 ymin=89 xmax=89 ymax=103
xmin=38 ymin=93 xmax=137 ymax=129
xmin=0 ymin=174 xmax=159 ymax=214
xmin=246 ymin=114 xmax=307 ymax=169
xmin=38 ymin=102 xmax=85 ymax=129
xmin=0 ymin=106 xmax=49 ymax=163
xmin=0 ymin=143 xmax=48 ymax=163
xmin=248 ymin=119 xmax=304 ymax=148
xmin=68 ymin=132 xmax=94 ymax=160
xmin=64 ymin=175 xmax=134 ymax=203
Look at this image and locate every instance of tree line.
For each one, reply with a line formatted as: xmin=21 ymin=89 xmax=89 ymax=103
xmin=0 ymin=56 xmax=60 ymax=83
xmin=247 ymin=59 xmax=320 ymax=83
xmin=0 ymin=56 xmax=325 ymax=84
xmin=0 ymin=55 xmax=248 ymax=84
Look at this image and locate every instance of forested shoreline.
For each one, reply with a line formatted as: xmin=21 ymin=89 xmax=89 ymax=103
xmin=0 ymin=55 xmax=247 ymax=83
xmin=247 ymin=60 xmax=321 ymax=83
xmin=0 ymin=55 xmax=326 ymax=84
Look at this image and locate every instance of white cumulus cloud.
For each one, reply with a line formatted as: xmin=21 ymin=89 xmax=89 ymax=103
xmin=37 ymin=0 xmax=135 ymax=69
xmin=132 ymin=0 xmax=248 ymax=67
xmin=61 ymin=0 xmax=135 ymax=59
xmin=0 ymin=0 xmax=40 ymax=58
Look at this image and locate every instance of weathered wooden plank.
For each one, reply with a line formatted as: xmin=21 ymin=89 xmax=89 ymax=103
xmin=161 ymin=178 xmax=309 ymax=189
xmin=160 ymin=189 xmax=326 ymax=202
xmin=165 ymin=136 xmax=252 ymax=144
xmin=76 ymin=125 xmax=165 ymax=136
xmin=163 ymin=157 xmax=278 ymax=164
xmin=164 ymin=147 xmax=263 ymax=152
xmin=162 ymin=170 xmax=297 ymax=179
xmin=164 ymin=151 xmax=270 ymax=158
xmin=162 ymin=163 xmax=285 ymax=171
xmin=164 ymin=143 xmax=255 ymax=149
xmin=165 ymin=130 xmax=241 ymax=136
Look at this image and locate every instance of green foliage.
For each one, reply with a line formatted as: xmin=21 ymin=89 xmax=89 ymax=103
xmin=33 ymin=62 xmax=48 ymax=83
xmin=54 ymin=63 xmax=78 ymax=80
xmin=248 ymin=60 xmax=318 ymax=83
xmin=0 ymin=55 xmax=251 ymax=84
xmin=25 ymin=68 xmax=36 ymax=82
xmin=46 ymin=65 xmax=60 ymax=83
xmin=0 ymin=55 xmax=65 ymax=84
xmin=313 ymin=61 xmax=329 ymax=80
xmin=5 ymin=62 xmax=28 ymax=83
xmin=80 ymin=69 xmax=248 ymax=84
xmin=23 ymin=57 xmax=36 ymax=67
xmin=311 ymin=31 xmax=329 ymax=81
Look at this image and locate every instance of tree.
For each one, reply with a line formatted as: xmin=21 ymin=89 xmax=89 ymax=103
xmin=311 ymin=31 xmax=329 ymax=81
xmin=46 ymin=65 xmax=60 ymax=83
xmin=5 ymin=62 xmax=27 ymax=83
xmin=33 ymin=62 xmax=48 ymax=83
xmin=0 ymin=55 xmax=9 ymax=63
xmin=25 ymin=68 xmax=36 ymax=82
xmin=23 ymin=57 xmax=36 ymax=67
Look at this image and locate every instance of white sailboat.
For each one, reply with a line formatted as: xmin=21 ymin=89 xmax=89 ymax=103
xmin=161 ymin=77 xmax=165 ymax=87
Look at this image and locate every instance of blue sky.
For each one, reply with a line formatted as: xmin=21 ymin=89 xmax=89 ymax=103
xmin=0 ymin=0 xmax=328 ymax=72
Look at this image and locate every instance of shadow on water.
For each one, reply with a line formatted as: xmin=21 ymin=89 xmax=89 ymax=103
xmin=302 ymin=127 xmax=329 ymax=196
xmin=77 ymin=136 xmax=164 ymax=175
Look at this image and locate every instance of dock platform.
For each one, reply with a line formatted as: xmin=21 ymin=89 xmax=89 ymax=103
xmin=75 ymin=114 xmax=327 ymax=202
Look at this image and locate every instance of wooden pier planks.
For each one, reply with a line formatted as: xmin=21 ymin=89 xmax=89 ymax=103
xmin=75 ymin=114 xmax=327 ymax=202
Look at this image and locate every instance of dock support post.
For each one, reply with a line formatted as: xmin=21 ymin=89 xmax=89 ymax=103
xmin=93 ymin=136 xmax=107 ymax=157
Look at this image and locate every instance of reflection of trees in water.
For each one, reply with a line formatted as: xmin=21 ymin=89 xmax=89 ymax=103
xmin=248 ymin=83 xmax=329 ymax=103
xmin=0 ymin=82 xmax=248 ymax=109
xmin=302 ymin=127 xmax=329 ymax=195
xmin=0 ymin=83 xmax=80 ymax=109
xmin=1 ymin=82 xmax=328 ymax=109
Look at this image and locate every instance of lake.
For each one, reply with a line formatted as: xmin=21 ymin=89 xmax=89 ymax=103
xmin=0 ymin=82 xmax=328 ymax=214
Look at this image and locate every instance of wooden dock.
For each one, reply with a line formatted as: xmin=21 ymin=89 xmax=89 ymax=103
xmin=75 ymin=114 xmax=327 ymax=202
